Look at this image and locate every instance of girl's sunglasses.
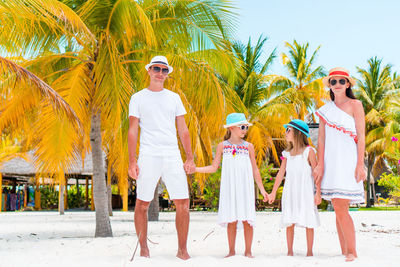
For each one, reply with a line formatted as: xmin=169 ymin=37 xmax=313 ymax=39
xmin=151 ymin=66 xmax=169 ymax=74
xmin=329 ymin=78 xmax=347 ymax=86
xmin=285 ymin=127 xmax=291 ymax=133
xmin=237 ymin=125 xmax=249 ymax=131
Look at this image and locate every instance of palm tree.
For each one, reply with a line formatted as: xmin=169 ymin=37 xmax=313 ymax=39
xmin=355 ymin=57 xmax=400 ymax=206
xmin=268 ymin=40 xmax=327 ymax=122
xmin=225 ymin=35 xmax=293 ymax=165
xmin=1 ymin=0 xmax=238 ymax=235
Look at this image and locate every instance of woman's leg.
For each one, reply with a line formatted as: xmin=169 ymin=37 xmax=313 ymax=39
xmin=306 ymin=228 xmax=314 ymax=256
xmin=336 ymin=216 xmax=347 ymax=255
xmin=332 ymin=198 xmax=357 ymax=261
xmin=286 ymin=224 xmax=295 ymax=256
xmin=243 ymin=221 xmax=254 ymax=258
xmin=225 ymin=221 xmax=238 ymax=257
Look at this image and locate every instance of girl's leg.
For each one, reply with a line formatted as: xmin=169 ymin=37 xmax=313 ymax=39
xmin=286 ymin=224 xmax=295 ymax=256
xmin=332 ymin=198 xmax=357 ymax=261
xmin=336 ymin=216 xmax=347 ymax=255
xmin=243 ymin=221 xmax=254 ymax=258
xmin=306 ymin=228 xmax=314 ymax=256
xmin=225 ymin=221 xmax=238 ymax=257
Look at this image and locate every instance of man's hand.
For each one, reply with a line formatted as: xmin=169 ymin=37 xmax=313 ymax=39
xmin=128 ymin=161 xmax=140 ymax=180
xmin=184 ymin=158 xmax=196 ymax=174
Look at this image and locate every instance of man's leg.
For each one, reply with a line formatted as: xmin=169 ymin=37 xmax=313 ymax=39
xmin=134 ymin=199 xmax=151 ymax=257
xmin=173 ymin=198 xmax=190 ymax=260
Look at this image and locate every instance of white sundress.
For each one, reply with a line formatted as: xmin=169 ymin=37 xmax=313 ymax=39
xmin=218 ymin=140 xmax=256 ymax=229
xmin=281 ymin=146 xmax=320 ymax=228
xmin=316 ymin=101 xmax=365 ymax=204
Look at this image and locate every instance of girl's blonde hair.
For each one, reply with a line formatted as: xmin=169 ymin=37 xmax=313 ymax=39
xmin=223 ymin=128 xmax=248 ymax=140
xmin=286 ymin=127 xmax=309 ymax=151
xmin=223 ymin=129 xmax=231 ymax=140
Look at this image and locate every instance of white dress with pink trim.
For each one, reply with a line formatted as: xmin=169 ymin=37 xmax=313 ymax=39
xmin=315 ymin=102 xmax=364 ymax=204
xmin=218 ymin=140 xmax=255 ymax=229
xmin=281 ymin=147 xmax=320 ymax=228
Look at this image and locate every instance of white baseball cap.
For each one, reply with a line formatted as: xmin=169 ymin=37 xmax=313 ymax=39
xmin=145 ymin=55 xmax=173 ymax=74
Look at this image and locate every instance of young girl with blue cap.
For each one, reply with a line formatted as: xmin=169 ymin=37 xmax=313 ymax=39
xmin=195 ymin=113 xmax=268 ymax=258
xmin=269 ymin=119 xmax=321 ymax=257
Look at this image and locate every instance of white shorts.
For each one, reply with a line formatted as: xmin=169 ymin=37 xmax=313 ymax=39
xmin=136 ymin=154 xmax=189 ymax=202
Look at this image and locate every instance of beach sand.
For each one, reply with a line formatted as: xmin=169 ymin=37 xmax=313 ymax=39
xmin=0 ymin=210 xmax=399 ymax=267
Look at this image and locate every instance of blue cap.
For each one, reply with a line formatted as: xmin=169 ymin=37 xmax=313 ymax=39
xmin=224 ymin=113 xmax=253 ymax=128
xmin=283 ymin=119 xmax=310 ymax=137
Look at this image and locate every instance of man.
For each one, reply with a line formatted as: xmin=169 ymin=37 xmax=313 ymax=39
xmin=128 ymin=56 xmax=195 ymax=260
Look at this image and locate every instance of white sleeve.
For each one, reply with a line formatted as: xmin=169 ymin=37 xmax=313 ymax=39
xmin=128 ymin=94 xmax=140 ymax=118
xmin=175 ymin=94 xmax=187 ymax=116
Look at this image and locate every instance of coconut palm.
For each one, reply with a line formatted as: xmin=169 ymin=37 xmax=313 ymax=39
xmin=225 ymin=35 xmax=294 ymax=165
xmin=268 ymin=40 xmax=328 ymax=122
xmin=0 ymin=0 xmax=238 ymax=235
xmin=355 ymin=57 xmax=400 ymax=205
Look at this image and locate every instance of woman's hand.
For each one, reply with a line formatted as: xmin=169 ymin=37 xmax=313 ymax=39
xmin=314 ymin=193 xmax=322 ymax=206
xmin=355 ymin=163 xmax=366 ymax=183
xmin=313 ymin=164 xmax=324 ymax=184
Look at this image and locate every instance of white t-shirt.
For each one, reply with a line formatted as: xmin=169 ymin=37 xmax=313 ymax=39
xmin=128 ymin=88 xmax=187 ymax=156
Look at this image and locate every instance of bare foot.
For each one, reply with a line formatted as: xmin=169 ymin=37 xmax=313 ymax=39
xmin=306 ymin=251 xmax=313 ymax=257
xmin=140 ymin=247 xmax=150 ymax=258
xmin=224 ymin=251 xmax=235 ymax=258
xmin=244 ymin=252 xmax=254 ymax=258
xmin=345 ymin=254 xmax=356 ymax=262
xmin=177 ymin=250 xmax=190 ymax=260
xmin=287 ymin=251 xmax=294 ymax=256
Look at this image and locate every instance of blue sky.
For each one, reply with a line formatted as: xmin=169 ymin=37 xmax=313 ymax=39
xmin=233 ymin=0 xmax=400 ymax=79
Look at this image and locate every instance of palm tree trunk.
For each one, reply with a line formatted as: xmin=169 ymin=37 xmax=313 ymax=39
xmin=366 ymin=153 xmax=375 ymax=208
xmin=90 ymin=110 xmax=113 ymax=237
xmin=0 ymin=173 xmax=3 ymax=212
xmin=148 ymin=183 xmax=159 ymax=221
xmin=107 ymin=185 xmax=113 ymax=216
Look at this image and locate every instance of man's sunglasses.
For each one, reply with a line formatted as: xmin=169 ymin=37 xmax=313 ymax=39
xmin=151 ymin=66 xmax=169 ymax=74
xmin=330 ymin=78 xmax=347 ymax=86
xmin=237 ymin=125 xmax=249 ymax=131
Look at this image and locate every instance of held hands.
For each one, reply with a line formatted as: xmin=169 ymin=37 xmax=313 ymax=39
xmin=313 ymin=164 xmax=324 ymax=184
xmin=355 ymin=163 xmax=366 ymax=183
xmin=184 ymin=158 xmax=196 ymax=174
xmin=128 ymin=161 xmax=139 ymax=180
xmin=261 ymin=190 xmax=269 ymax=202
xmin=314 ymin=192 xmax=322 ymax=206
xmin=268 ymin=191 xmax=276 ymax=204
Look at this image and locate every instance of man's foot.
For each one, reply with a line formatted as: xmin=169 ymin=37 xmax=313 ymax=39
xmin=244 ymin=251 xmax=254 ymax=258
xmin=287 ymin=251 xmax=294 ymax=256
xmin=345 ymin=254 xmax=356 ymax=262
xmin=140 ymin=247 xmax=150 ymax=258
xmin=177 ymin=250 xmax=190 ymax=260
xmin=306 ymin=251 xmax=313 ymax=257
xmin=224 ymin=251 xmax=235 ymax=258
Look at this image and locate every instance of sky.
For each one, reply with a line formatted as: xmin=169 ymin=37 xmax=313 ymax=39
xmin=233 ymin=0 xmax=400 ymax=79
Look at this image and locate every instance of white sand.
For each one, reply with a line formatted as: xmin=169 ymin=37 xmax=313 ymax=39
xmin=0 ymin=210 xmax=399 ymax=267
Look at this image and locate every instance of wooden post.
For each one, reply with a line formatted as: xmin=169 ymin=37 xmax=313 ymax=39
xmin=24 ymin=184 xmax=27 ymax=208
xmin=0 ymin=173 xmax=2 ymax=212
xmin=122 ymin=182 xmax=128 ymax=212
xmin=34 ymin=178 xmax=41 ymax=210
xmin=58 ymin=173 xmax=65 ymax=215
xmin=91 ymin=175 xmax=95 ymax=211
xmin=85 ymin=176 xmax=89 ymax=209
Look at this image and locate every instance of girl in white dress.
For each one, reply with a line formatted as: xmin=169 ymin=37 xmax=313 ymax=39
xmin=195 ymin=113 xmax=268 ymax=258
xmin=269 ymin=119 xmax=320 ymax=257
xmin=314 ymin=67 xmax=366 ymax=262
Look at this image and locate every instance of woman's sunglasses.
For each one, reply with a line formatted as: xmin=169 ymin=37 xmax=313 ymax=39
xmin=237 ymin=125 xmax=249 ymax=131
xmin=151 ymin=66 xmax=169 ymax=75
xmin=285 ymin=127 xmax=291 ymax=133
xmin=329 ymin=78 xmax=347 ymax=86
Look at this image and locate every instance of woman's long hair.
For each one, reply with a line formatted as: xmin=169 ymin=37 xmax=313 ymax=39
xmin=329 ymin=78 xmax=356 ymax=101
xmin=286 ymin=128 xmax=309 ymax=152
xmin=223 ymin=129 xmax=231 ymax=140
